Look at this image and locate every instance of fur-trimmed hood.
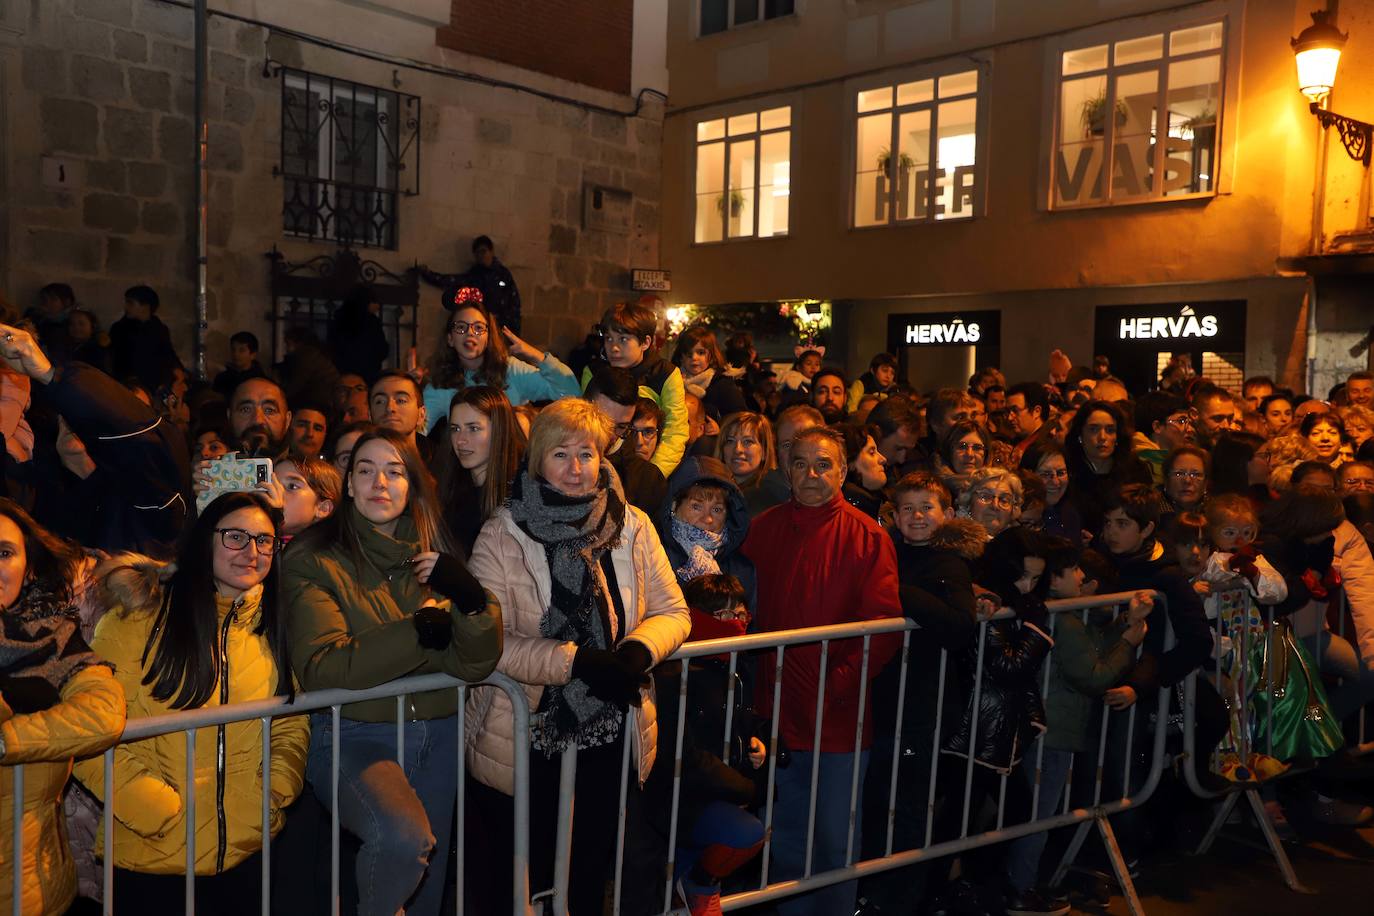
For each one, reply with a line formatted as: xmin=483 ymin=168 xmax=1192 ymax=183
xmin=914 ymin=517 xmax=988 ymax=561
xmin=94 ymin=553 xmax=174 ymax=619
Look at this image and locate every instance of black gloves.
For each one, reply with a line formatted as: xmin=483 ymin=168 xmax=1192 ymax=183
xmin=413 ymin=605 xmax=453 ymax=651
xmin=1012 ymin=593 xmax=1050 ymax=632
xmin=572 ymin=641 xmax=653 ymax=706
xmin=1303 ymin=536 xmax=1336 ymax=574
xmin=426 ymin=553 xmax=486 ymax=615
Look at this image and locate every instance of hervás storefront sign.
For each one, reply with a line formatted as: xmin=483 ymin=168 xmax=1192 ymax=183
xmin=887 ymin=309 xmax=1001 ymax=350
xmin=1093 ymin=300 xmax=1246 ymax=392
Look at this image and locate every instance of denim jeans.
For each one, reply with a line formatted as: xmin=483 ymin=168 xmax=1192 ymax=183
xmin=305 ymin=714 xmax=460 ymax=916
xmin=1005 ymin=744 xmax=1074 ymax=891
xmin=769 ymin=750 xmax=869 ymax=916
xmin=1301 ymin=629 xmax=1374 ymax=722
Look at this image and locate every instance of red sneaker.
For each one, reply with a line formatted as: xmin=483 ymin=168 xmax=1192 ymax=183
xmin=676 ymin=878 xmax=724 ymax=916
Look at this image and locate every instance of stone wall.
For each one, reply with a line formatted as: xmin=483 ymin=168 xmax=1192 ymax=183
xmin=1 ymin=0 xmax=662 ymax=375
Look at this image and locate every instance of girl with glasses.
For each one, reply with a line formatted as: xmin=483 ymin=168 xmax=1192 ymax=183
xmin=1019 ymin=443 xmax=1085 ymax=546
xmin=73 ymin=493 xmax=308 ymax=914
xmin=422 ymin=287 xmax=579 ymax=424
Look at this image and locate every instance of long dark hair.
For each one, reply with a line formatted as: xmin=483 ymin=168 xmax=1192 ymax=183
xmin=432 ymin=301 xmax=510 ymax=390
xmin=139 ymin=492 xmax=290 ymax=710
xmin=1065 ymin=399 xmax=1136 ymax=478
xmin=0 ymin=497 xmax=85 ymax=605
xmin=435 ymin=386 xmax=526 ymax=522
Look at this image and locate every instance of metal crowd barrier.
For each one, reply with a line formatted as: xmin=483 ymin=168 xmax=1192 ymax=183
xmin=1178 ymin=586 xmax=1312 ymax=894
xmin=542 ymin=591 xmax=1177 ymax=916
xmin=1333 ymin=588 xmax=1374 ymax=756
xmin=6 ymin=671 xmax=532 ymax=916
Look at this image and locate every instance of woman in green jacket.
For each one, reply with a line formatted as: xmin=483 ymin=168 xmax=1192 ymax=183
xmin=282 ymin=428 xmax=501 ymax=916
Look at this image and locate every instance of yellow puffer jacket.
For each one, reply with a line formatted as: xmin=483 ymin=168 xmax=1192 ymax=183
xmin=72 ymin=558 xmax=310 ymax=876
xmin=0 ymin=665 xmax=126 ymax=916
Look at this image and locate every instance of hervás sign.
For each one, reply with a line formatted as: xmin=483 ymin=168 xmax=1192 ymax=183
xmin=904 ymin=317 xmax=982 ymax=344
xmin=1118 ymin=305 xmax=1218 ymax=340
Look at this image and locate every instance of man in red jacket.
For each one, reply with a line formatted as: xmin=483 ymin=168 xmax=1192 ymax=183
xmin=742 ymin=426 xmax=901 ymax=915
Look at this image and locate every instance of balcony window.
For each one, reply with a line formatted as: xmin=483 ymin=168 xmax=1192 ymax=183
xmin=701 ymin=0 xmax=795 ymax=36
xmin=694 ymin=106 xmax=791 ymax=243
xmin=853 ymin=68 xmax=981 ymax=227
xmin=1052 ymin=20 xmax=1223 ymax=208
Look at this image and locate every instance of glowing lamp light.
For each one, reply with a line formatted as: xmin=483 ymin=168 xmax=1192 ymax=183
xmin=1292 ymin=11 xmax=1347 ymax=103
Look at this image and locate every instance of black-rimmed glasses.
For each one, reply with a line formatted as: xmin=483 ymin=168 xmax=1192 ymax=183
xmin=216 ymin=528 xmax=280 ymax=555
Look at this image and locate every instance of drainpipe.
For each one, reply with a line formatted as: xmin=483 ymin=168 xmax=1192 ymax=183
xmin=193 ymin=0 xmax=209 ymax=378
xmin=1305 ymin=277 xmax=1319 ymax=396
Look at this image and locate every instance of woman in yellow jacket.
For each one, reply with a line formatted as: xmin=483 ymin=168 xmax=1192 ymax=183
xmin=1 ymin=498 xmax=126 ymax=916
xmin=73 ymin=492 xmax=309 ymax=915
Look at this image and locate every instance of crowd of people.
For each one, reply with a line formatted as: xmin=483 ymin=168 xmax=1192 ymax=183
xmin=1 ymin=275 xmax=1373 ymax=916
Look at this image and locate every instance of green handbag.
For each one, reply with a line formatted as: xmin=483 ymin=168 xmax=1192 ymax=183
xmin=1250 ymin=619 xmax=1344 ymax=763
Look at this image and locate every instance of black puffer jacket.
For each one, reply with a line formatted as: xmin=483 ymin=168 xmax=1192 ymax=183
xmin=870 ymin=518 xmax=982 ymax=755
xmin=942 ymin=590 xmax=1052 ymax=774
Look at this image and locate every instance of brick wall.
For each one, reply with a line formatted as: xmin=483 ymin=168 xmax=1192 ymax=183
xmin=437 ymin=0 xmax=632 ymax=96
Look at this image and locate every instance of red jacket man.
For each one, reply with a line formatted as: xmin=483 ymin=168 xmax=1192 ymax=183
xmin=742 ymin=427 xmax=902 ymax=753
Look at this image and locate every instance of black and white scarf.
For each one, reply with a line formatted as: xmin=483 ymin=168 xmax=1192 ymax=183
xmin=508 ymin=463 xmax=628 ymax=755
xmin=1 ymin=583 xmax=107 ymax=714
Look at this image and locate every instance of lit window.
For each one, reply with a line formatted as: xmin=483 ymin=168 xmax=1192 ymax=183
xmin=694 ymin=106 xmax=791 ymax=243
xmin=1052 ymin=20 xmax=1224 ymax=208
xmin=852 ymin=68 xmax=981 ymax=227
xmin=700 ymin=0 xmax=795 ymax=36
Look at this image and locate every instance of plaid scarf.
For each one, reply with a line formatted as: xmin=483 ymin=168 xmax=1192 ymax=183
xmin=1 ymin=583 xmax=107 ymax=714
xmin=508 ymin=462 xmax=628 ymax=755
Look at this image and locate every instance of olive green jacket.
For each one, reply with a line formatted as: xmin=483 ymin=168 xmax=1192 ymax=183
xmin=282 ymin=511 xmax=502 ymax=721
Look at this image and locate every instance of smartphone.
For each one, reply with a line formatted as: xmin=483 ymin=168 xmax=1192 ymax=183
xmin=197 ymin=454 xmax=273 ymax=514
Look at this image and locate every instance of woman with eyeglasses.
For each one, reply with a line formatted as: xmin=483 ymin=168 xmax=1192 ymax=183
xmin=421 ymin=286 xmax=580 ymax=425
xmin=72 ymin=492 xmax=309 ymax=913
xmin=282 ymin=428 xmax=502 ymax=916
xmin=1162 ymin=446 xmax=1210 ymax=517
xmin=956 ymin=466 xmax=1024 ymax=537
xmin=933 ymin=420 xmax=991 ymax=499
xmin=1020 ymin=442 xmax=1085 ymax=545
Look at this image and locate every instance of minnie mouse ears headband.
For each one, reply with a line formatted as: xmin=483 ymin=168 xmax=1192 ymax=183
xmin=793 ymin=345 xmax=827 ymax=358
xmin=442 ymin=285 xmax=485 ymax=311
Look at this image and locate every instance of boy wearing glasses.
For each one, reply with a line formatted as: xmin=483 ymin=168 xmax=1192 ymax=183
xmin=581 ymin=301 xmax=689 ymax=478
xmin=1131 ymin=391 xmax=1194 ymax=486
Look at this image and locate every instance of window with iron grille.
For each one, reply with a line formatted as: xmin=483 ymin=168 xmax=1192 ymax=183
xmin=278 ymin=68 xmax=421 ymax=249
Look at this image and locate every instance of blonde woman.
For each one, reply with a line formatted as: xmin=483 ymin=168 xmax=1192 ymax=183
xmin=467 ymin=398 xmax=689 ymax=914
xmin=714 ymin=411 xmax=777 ymax=517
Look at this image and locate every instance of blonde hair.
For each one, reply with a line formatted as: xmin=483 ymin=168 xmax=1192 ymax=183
xmin=527 ymin=398 xmax=614 ymax=475
xmin=956 ymin=466 xmax=1024 ymax=514
xmin=714 ymin=411 xmax=777 ymax=489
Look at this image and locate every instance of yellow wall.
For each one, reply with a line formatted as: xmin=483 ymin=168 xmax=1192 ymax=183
xmin=659 ymin=0 xmax=1371 ymax=386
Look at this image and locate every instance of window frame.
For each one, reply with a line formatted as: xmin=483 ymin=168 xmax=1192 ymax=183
xmin=844 ymin=55 xmax=991 ymax=231
xmin=696 ymin=0 xmax=800 ymax=39
xmin=1037 ymin=2 xmax=1242 ymax=212
xmin=689 ymin=96 xmax=797 ymax=246
xmin=278 ymin=67 xmax=420 ymax=250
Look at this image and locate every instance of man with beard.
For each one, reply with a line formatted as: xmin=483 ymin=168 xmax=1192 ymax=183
xmin=228 ymin=377 xmax=292 ymax=454
xmin=1191 ymin=385 xmax=1241 ymax=448
xmin=809 ymin=366 xmax=849 ymax=424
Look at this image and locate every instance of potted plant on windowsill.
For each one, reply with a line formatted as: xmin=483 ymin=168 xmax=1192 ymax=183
xmin=715 ymin=190 xmax=746 ymax=219
xmin=1081 ymin=94 xmax=1129 ymax=137
xmin=875 ymin=147 xmax=915 ymax=221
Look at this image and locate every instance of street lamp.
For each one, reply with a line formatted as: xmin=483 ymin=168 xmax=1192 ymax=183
xmin=1293 ymin=9 xmax=1371 ymax=165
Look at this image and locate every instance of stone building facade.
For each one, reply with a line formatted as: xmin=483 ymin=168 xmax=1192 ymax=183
xmin=0 ymin=0 xmax=665 ymax=373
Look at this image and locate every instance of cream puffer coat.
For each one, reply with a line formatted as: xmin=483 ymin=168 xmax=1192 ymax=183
xmin=465 ymin=504 xmax=690 ymax=795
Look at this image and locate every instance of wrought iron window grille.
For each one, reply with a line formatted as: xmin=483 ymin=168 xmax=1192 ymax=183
xmin=273 ymin=67 xmax=421 ymax=250
xmin=265 ymin=246 xmax=419 ymax=370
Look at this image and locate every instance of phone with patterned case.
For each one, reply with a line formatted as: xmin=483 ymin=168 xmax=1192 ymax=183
xmin=197 ymin=454 xmax=273 ymax=514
